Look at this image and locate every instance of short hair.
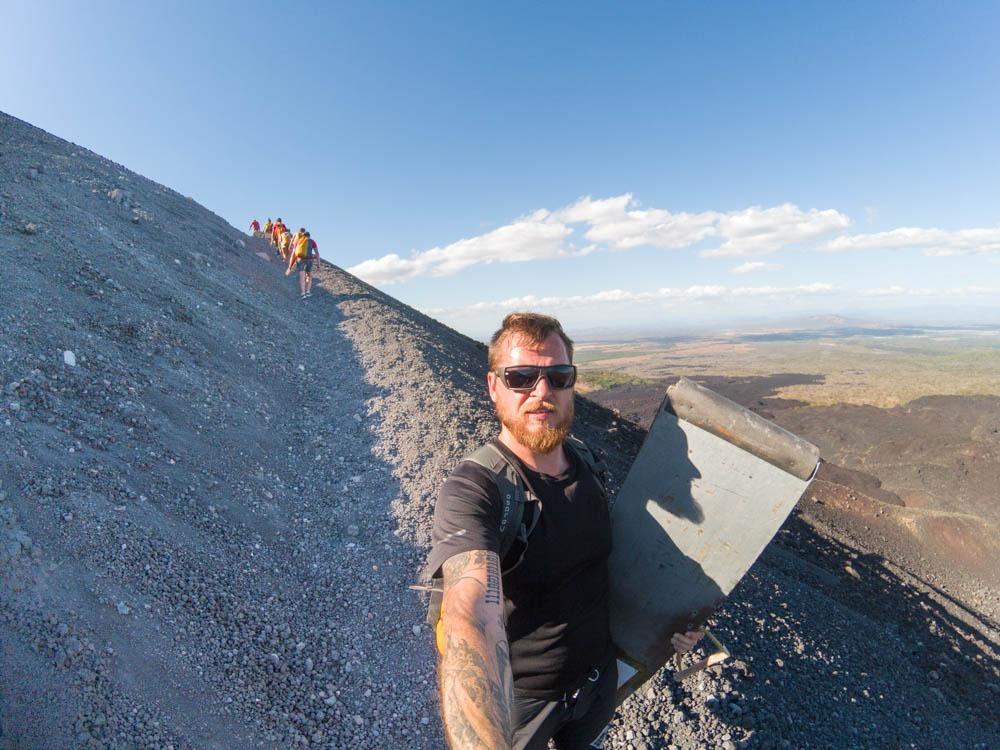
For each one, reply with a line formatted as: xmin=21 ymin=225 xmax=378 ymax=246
xmin=488 ymin=312 xmax=574 ymax=371
xmin=304 ymin=232 xmax=310 ymax=237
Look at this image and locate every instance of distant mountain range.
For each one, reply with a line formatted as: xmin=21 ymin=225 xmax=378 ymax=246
xmin=575 ymin=313 xmax=1000 ymax=344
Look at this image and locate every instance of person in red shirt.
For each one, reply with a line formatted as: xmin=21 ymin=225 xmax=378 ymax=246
xmin=249 ymin=219 xmax=260 ymax=236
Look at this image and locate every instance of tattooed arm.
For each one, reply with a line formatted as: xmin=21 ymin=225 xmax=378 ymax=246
xmin=438 ymin=549 xmax=514 ymax=749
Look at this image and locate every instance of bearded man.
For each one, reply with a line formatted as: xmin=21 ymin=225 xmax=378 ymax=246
xmin=424 ymin=313 xmax=701 ymax=749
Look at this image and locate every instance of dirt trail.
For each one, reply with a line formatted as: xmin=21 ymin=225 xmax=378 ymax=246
xmin=2 ymin=110 xmax=998 ymax=749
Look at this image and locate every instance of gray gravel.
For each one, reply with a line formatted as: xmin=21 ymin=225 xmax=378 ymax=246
xmin=1 ymin=110 xmax=998 ymax=749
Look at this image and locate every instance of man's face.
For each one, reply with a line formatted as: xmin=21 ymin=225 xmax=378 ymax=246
xmin=487 ymin=332 xmax=575 ymax=455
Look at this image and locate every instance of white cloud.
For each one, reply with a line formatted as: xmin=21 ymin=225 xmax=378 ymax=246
xmin=823 ymin=227 xmax=1000 ymax=256
xmin=348 ymin=210 xmax=574 ymax=284
xmin=859 ymin=285 xmax=999 ymax=298
xmin=427 ymin=284 xmax=1000 ymax=324
xmin=349 ymin=192 xmax=1000 ymax=286
xmin=682 ymin=285 xmax=729 ymax=300
xmin=731 ymin=261 xmax=783 ymax=274
xmin=555 ymin=194 xmax=720 ymax=250
xmin=347 ymin=253 xmax=429 ymax=285
xmin=556 ymin=197 xmax=848 ymax=257
xmin=731 ymin=283 xmax=836 ymax=297
xmin=428 ymin=283 xmax=835 ymax=315
xmin=704 ymin=204 xmax=851 ymax=257
xmin=349 ymin=194 xmax=850 ymax=283
xmin=861 ymin=285 xmax=914 ymax=297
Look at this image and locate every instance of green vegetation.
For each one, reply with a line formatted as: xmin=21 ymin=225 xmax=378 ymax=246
xmin=574 ymin=347 xmax=651 ymax=364
xmin=576 ymin=368 xmax=654 ymax=392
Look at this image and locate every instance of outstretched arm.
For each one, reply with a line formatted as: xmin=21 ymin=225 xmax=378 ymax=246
xmin=438 ymin=549 xmax=514 ymax=749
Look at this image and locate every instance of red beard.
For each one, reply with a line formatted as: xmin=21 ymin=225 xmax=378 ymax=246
xmin=496 ymin=397 xmax=574 ymax=455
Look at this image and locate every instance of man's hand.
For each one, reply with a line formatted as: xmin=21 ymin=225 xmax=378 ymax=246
xmin=671 ymin=629 xmax=704 ymax=655
xmin=438 ymin=550 xmax=513 ymax=750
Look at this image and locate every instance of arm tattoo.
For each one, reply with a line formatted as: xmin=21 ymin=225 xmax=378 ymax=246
xmin=484 ymin=554 xmax=501 ymax=606
xmin=496 ymin=637 xmax=514 ymax=715
xmin=439 ymin=550 xmax=513 ymax=749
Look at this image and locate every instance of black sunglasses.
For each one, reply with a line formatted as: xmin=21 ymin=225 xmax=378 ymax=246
xmin=495 ymin=364 xmax=577 ymax=392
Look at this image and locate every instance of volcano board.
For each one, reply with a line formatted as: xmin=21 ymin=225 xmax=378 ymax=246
xmin=609 ymin=378 xmax=820 ymax=703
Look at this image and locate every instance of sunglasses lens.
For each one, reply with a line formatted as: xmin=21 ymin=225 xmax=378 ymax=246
xmin=501 ymin=365 xmax=577 ymax=390
xmin=504 ymin=367 xmax=541 ymax=390
xmin=547 ymin=365 xmax=577 ymax=389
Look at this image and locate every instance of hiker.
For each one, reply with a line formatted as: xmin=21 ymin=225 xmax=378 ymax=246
xmin=279 ymin=228 xmax=292 ymax=261
xmin=274 ymin=225 xmax=285 ymax=257
xmin=423 ymin=313 xmax=704 ymax=749
xmin=273 ymin=220 xmax=288 ymax=255
xmin=278 ymin=227 xmax=292 ymax=260
xmin=271 ymin=218 xmax=285 ymax=247
xmin=249 ymin=218 xmax=260 ymax=236
xmin=263 ymin=218 xmax=273 ymax=238
xmin=285 ymin=231 xmax=319 ymax=298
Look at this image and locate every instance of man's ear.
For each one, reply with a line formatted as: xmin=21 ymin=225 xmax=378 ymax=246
xmin=486 ymin=371 xmax=498 ymax=404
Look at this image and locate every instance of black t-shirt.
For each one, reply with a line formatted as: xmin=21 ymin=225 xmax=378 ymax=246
xmin=425 ymin=438 xmax=613 ymax=698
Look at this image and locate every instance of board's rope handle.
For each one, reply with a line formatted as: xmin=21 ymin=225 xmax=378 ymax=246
xmin=672 ymin=627 xmax=730 ymax=681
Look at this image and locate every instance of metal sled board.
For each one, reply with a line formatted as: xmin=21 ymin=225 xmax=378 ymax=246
xmin=610 ymin=378 xmax=820 ymax=701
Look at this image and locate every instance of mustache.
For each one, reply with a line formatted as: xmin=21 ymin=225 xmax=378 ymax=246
xmin=523 ymin=400 xmax=558 ymax=414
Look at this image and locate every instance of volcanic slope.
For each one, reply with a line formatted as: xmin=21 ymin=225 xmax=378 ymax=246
xmin=1 ymin=111 xmax=998 ymax=749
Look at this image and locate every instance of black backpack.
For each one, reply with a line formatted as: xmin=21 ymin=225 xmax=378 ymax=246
xmin=416 ymin=436 xmax=608 ymax=639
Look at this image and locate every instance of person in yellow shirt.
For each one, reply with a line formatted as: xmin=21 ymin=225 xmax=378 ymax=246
xmin=285 ymin=231 xmax=320 ymax=299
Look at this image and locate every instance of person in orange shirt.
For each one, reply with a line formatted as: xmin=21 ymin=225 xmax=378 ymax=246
xmin=271 ymin=218 xmax=285 ymax=247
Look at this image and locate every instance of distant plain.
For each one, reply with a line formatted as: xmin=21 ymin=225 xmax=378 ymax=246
xmin=576 ymin=324 xmax=1000 ymax=408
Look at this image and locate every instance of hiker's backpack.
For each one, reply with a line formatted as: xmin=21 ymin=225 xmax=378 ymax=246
xmin=418 ymin=435 xmax=608 ymax=653
xmin=295 ymin=236 xmax=311 ymax=260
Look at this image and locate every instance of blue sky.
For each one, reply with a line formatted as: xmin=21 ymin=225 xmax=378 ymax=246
xmin=4 ymin=1 xmax=999 ymax=338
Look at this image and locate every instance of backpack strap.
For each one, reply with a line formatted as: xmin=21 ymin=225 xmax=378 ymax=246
xmin=565 ymin=434 xmax=609 ymax=498
xmin=464 ymin=442 xmax=538 ymax=561
xmin=418 ymin=442 xmax=538 ymax=628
